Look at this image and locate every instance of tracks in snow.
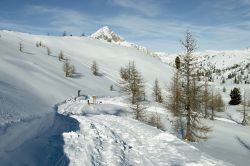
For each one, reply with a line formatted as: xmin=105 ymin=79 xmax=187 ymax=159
xmin=63 ymin=115 xmax=132 ymax=166
xmin=59 ymin=100 xmax=227 ymax=166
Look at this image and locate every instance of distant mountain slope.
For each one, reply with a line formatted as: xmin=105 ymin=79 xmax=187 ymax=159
xmin=157 ymin=49 xmax=250 ymax=69
xmin=157 ymin=49 xmax=250 ymax=84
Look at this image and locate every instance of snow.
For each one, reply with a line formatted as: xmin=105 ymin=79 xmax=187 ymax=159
xmin=157 ymin=49 xmax=250 ymax=71
xmin=90 ymin=26 xmax=125 ymax=42
xmin=90 ymin=26 xmax=152 ymax=55
xmin=192 ymin=119 xmax=250 ymax=166
xmin=0 ymin=29 xmax=172 ymax=165
xmin=1 ymin=28 xmax=250 ymax=165
xmin=0 ymin=29 xmax=171 ymax=124
xmin=58 ymin=98 xmax=229 ymax=166
xmin=214 ymin=117 xmax=237 ymax=124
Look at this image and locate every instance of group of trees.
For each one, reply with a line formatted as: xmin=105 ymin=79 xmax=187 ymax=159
xmin=152 ymin=79 xmax=163 ymax=103
xmin=119 ymin=62 xmax=145 ymax=99
xmin=229 ymin=87 xmax=249 ymax=126
xmin=117 ymin=32 xmax=239 ymax=141
xmin=118 ymin=48 xmax=246 ymax=136
xmin=36 ymin=41 xmax=51 ymax=56
xmin=58 ymin=51 xmax=76 ymax=77
xmin=119 ymin=61 xmax=146 ymax=121
xmin=167 ymin=31 xmax=249 ymax=141
xmin=19 ymin=42 xmax=23 ymax=52
xmin=118 ymin=61 xmax=165 ymax=129
xmin=60 ymin=50 xmax=100 ymax=78
xmin=168 ymin=31 xmax=211 ymax=141
xmin=166 ymin=31 xmax=227 ymax=141
xmin=62 ymin=30 xmax=85 ymax=37
xmin=64 ymin=58 xmax=100 ymax=78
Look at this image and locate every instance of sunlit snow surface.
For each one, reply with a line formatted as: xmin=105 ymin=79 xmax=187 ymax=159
xmin=58 ymin=97 xmax=229 ymax=166
xmin=0 ymin=29 xmax=250 ymax=165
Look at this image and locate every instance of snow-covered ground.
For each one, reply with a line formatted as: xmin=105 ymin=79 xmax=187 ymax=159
xmin=192 ymin=119 xmax=250 ymax=166
xmin=58 ymin=97 xmax=229 ymax=166
xmin=0 ymin=29 xmax=250 ymax=165
xmin=0 ymin=30 xmax=172 ymax=165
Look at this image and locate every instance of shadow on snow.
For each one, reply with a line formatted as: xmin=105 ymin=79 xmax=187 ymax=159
xmin=0 ymin=103 xmax=80 ymax=166
xmin=235 ymin=136 xmax=250 ymax=153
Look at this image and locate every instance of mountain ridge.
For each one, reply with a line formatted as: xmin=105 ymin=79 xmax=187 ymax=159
xmin=90 ymin=26 xmax=250 ymax=67
xmin=90 ymin=26 xmax=152 ymax=55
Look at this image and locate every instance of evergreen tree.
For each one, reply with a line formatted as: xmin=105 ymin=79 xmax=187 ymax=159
xmin=119 ymin=61 xmax=146 ymax=121
xmin=110 ymin=85 xmax=114 ymax=91
xmin=63 ymin=59 xmax=75 ymax=77
xmin=209 ymin=92 xmax=225 ymax=120
xmin=152 ymin=79 xmax=163 ymax=103
xmin=214 ymin=93 xmax=225 ymax=112
xmin=234 ymin=77 xmax=238 ymax=84
xmin=167 ymin=70 xmax=182 ymax=117
xmin=168 ymin=31 xmax=210 ymax=142
xmin=120 ymin=66 xmax=129 ymax=81
xmin=167 ymin=56 xmax=184 ymax=139
xmin=19 ymin=42 xmax=23 ymax=52
xmin=148 ymin=110 xmax=163 ymax=130
xmin=229 ymin=87 xmax=241 ymax=105
xmin=119 ymin=61 xmax=145 ymax=104
xmin=203 ymin=80 xmax=210 ymax=118
xmin=91 ymin=60 xmax=99 ymax=76
xmin=130 ymin=99 xmax=147 ymax=121
xmin=222 ymin=77 xmax=225 ymax=84
xmin=241 ymin=90 xmax=248 ymax=126
xmin=175 ymin=56 xmax=181 ymax=70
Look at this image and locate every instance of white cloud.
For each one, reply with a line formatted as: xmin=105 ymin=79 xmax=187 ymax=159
xmin=110 ymin=0 xmax=162 ymax=17
xmin=104 ymin=13 xmax=250 ymax=51
xmin=0 ymin=17 xmax=54 ymax=34
xmin=27 ymin=5 xmax=100 ymax=34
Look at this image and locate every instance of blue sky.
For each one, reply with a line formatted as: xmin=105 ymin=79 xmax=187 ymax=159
xmin=1 ymin=0 xmax=250 ymax=53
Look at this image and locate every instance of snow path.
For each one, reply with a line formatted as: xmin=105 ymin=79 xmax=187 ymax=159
xmin=58 ymin=98 xmax=228 ymax=166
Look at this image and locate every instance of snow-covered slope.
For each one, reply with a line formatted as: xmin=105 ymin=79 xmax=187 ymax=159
xmin=58 ymin=97 xmax=228 ymax=166
xmin=1 ymin=29 xmax=250 ymax=166
xmin=157 ymin=49 xmax=250 ymax=85
xmin=0 ymin=29 xmax=172 ymax=125
xmin=90 ymin=26 xmax=152 ymax=55
xmin=157 ymin=49 xmax=250 ymax=70
xmin=0 ymin=29 xmax=172 ymax=165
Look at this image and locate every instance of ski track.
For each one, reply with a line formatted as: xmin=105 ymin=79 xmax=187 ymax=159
xmin=59 ymin=99 xmax=228 ymax=166
xmin=63 ymin=115 xmax=131 ymax=166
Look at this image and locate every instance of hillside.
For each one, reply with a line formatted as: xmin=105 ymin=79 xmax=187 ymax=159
xmin=0 ymin=29 xmax=250 ymax=166
xmin=0 ymin=30 xmax=172 ymax=125
xmin=0 ymin=30 xmax=173 ymax=165
xmin=158 ymin=49 xmax=250 ymax=90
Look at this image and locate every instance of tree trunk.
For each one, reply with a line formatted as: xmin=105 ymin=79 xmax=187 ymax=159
xmin=185 ymin=105 xmax=192 ymax=141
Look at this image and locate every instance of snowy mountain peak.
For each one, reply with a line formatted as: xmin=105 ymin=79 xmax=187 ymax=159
xmin=90 ymin=26 xmax=124 ymax=42
xmin=90 ymin=26 xmax=153 ymax=55
xmin=99 ymin=26 xmax=111 ymax=31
